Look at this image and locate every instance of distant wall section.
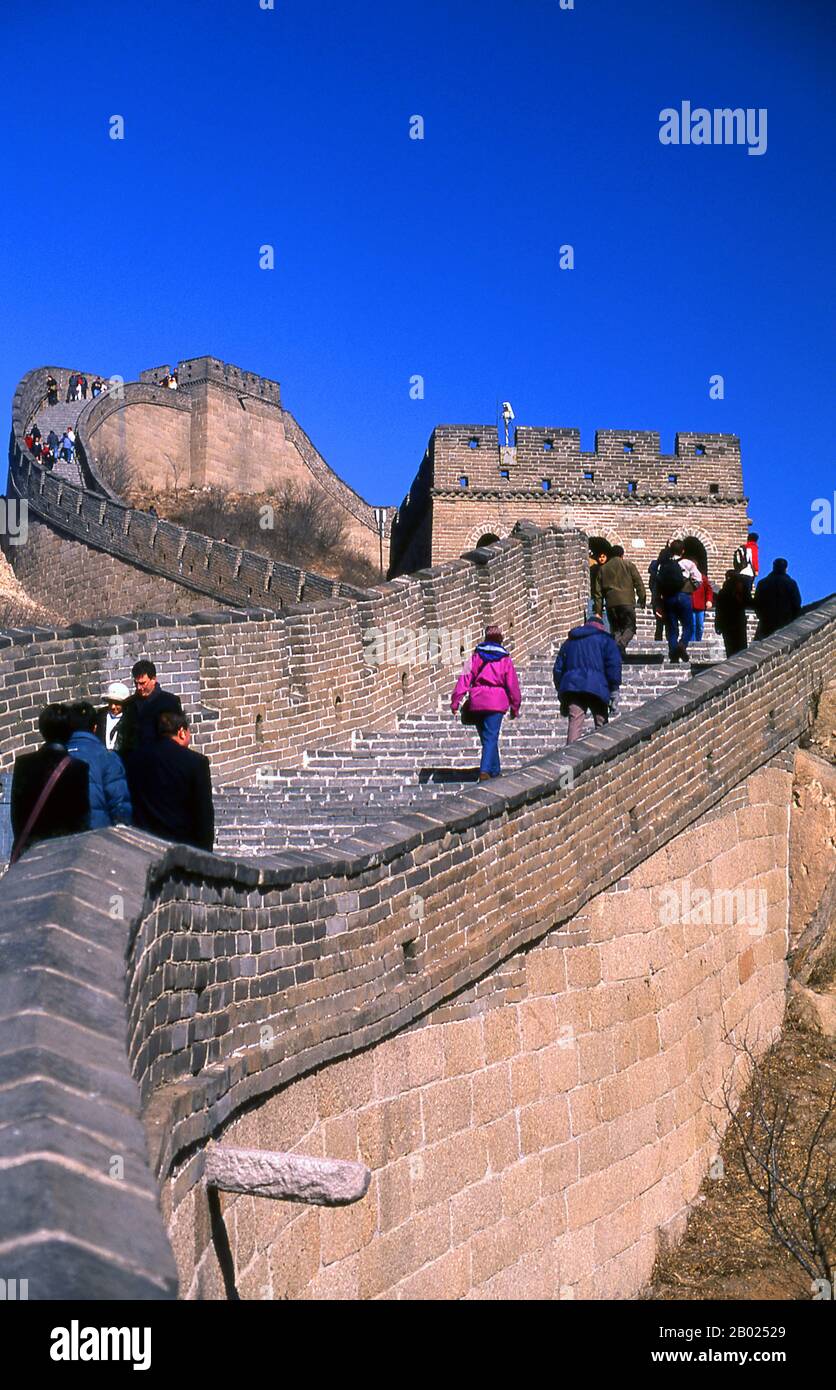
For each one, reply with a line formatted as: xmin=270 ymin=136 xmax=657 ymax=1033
xmin=391 ymin=426 xmax=751 ymax=584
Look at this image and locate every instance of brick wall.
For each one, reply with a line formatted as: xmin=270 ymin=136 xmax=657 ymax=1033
xmin=430 ymin=497 xmax=749 ymax=587
xmin=390 ymin=424 xmax=751 ymax=584
xmin=165 ymin=760 xmax=788 ymax=1300
xmin=117 ymin=600 xmax=832 ymax=1298
xmin=0 ymin=523 xmax=588 ymax=787
xmin=432 ymin=426 xmax=743 ymax=494
xmin=84 ymin=388 xmax=192 ymax=492
xmin=1 ymin=599 xmax=833 ymax=1298
xmin=9 ymin=517 xmax=227 ymax=623
xmin=8 ymin=365 xmax=378 ymax=618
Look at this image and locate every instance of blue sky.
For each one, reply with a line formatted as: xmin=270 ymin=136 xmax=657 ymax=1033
xmin=1 ymin=0 xmax=833 ymax=598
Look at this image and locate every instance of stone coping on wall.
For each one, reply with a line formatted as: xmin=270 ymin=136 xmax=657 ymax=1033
xmin=126 ymin=596 xmax=835 ymax=1181
xmin=0 ymin=826 xmax=178 ymax=1299
xmin=0 ymin=604 xmax=285 ymax=649
xmin=9 ymin=366 xmax=366 ymax=611
xmin=0 ymin=598 xmax=833 ymax=1297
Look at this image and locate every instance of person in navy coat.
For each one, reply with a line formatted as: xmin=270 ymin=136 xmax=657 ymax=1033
xmin=553 ymin=615 xmax=622 ymax=744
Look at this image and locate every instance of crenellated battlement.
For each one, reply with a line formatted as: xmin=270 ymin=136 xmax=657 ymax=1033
xmin=140 ymin=356 xmax=282 ymax=404
xmin=174 ymin=355 xmax=282 ymax=405
xmin=431 ymin=424 xmax=742 ymax=495
xmin=390 ymin=422 xmax=750 ymax=576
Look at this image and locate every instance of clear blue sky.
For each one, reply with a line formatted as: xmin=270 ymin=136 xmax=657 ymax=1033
xmin=1 ymin=0 xmax=833 ymax=598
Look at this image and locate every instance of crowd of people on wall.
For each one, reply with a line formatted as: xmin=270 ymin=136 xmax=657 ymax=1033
xmin=3 ymin=525 xmax=805 ymax=860
xmin=586 ymin=530 xmax=800 ymax=665
xmin=43 ymin=373 xmax=106 ymax=407
xmin=23 ymin=422 xmax=76 ymax=470
xmin=451 ymin=534 xmax=803 ymax=772
xmin=9 ymin=661 xmax=214 ymax=865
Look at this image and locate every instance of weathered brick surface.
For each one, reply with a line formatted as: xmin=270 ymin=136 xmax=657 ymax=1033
xmin=163 ymin=756 xmax=793 ymax=1300
xmin=7 ymin=365 xmax=366 ymax=620
xmin=390 ymin=424 xmax=750 ymax=587
xmin=0 ymin=522 xmax=587 ymax=788
xmin=75 ymin=600 xmax=825 ymax=1299
xmin=0 ymin=827 xmax=178 ymax=1300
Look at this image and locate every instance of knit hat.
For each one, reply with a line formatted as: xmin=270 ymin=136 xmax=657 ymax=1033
xmin=104 ymin=681 xmax=131 ymax=702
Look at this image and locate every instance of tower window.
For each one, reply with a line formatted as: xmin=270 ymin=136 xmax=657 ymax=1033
xmin=668 ymin=473 xmax=678 ymax=484
xmin=468 ymin=437 xmax=479 ymax=449
xmin=499 ymin=469 xmax=509 ymax=479
xmin=627 ymin=480 xmax=638 ymax=494
xmin=583 ymin=470 xmax=594 ymax=482
xmin=709 ymin=483 xmax=719 ymax=494
xmin=543 ymin=439 xmax=554 ymax=451
xmin=542 ymin=479 xmax=552 ymax=492
xmin=695 ymin=444 xmax=706 ymax=456
xmin=623 ymin=442 xmax=634 ymax=454
xmin=459 ymin=476 xmax=469 ymax=488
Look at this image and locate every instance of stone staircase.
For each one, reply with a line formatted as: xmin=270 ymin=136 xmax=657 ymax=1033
xmin=215 ymin=641 xmax=715 ymax=856
xmin=32 ymin=400 xmax=87 ymax=484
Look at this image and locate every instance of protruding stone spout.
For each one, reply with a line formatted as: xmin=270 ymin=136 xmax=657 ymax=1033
xmin=204 ymin=1145 xmax=371 ymax=1206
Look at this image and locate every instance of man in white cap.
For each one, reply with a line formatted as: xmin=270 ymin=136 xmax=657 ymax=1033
xmin=95 ymin=681 xmax=131 ymax=752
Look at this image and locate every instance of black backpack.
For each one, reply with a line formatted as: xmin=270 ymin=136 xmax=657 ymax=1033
xmin=656 ymin=558 xmax=685 ymax=596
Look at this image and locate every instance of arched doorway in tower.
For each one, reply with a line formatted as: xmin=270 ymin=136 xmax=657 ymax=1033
xmin=476 ymin=533 xmax=500 ymax=548
xmin=682 ymin=536 xmax=708 ymax=574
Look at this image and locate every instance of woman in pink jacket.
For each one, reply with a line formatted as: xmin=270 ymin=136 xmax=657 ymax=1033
xmin=451 ymin=626 xmax=521 ymax=780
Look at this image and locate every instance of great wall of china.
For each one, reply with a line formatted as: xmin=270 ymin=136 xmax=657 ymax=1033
xmin=1 ymin=360 xmax=834 ymax=1300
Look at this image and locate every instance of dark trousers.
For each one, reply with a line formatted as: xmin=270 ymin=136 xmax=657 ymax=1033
xmin=664 ymin=592 xmax=695 ymax=655
xmin=722 ymin=632 xmax=747 ymax=658
xmin=562 ymin=694 xmax=609 ymax=743
xmin=606 ymin=603 xmax=636 ymax=653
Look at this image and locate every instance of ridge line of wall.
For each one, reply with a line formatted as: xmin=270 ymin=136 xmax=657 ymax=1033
xmin=8 ymin=367 xmax=361 ymax=613
xmin=125 ymin=598 xmax=835 ymax=1182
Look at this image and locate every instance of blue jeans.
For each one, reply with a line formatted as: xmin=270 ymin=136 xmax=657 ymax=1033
xmin=693 ymin=609 xmax=705 ymax=640
xmin=475 ymin=711 xmax=504 ymax=776
xmin=664 ymin=592 xmax=695 ymax=654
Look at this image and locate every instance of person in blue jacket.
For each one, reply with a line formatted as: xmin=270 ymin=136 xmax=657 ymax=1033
xmin=65 ymin=701 xmax=132 ymax=828
xmin=553 ymin=614 xmax=623 ymax=744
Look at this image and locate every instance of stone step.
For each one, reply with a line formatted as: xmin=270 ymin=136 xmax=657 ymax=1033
xmin=215 ymin=641 xmax=725 ymax=854
xmin=34 ymin=401 xmax=87 ymax=431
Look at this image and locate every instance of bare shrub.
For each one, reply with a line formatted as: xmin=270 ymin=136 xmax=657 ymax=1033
xmin=719 ymin=1034 xmax=836 ymax=1293
xmin=166 ymin=481 xmax=377 ymax=587
xmin=92 ymin=448 xmax=136 ymax=498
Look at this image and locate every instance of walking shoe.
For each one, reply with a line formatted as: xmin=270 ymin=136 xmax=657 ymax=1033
xmin=677 ymin=644 xmax=690 ymax=663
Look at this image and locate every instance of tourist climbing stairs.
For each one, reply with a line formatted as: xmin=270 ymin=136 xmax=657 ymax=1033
xmin=215 ymin=637 xmax=721 ymax=857
xmin=32 ymin=399 xmax=87 ymax=485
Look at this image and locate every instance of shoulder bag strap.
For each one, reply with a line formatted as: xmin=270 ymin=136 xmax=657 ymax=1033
xmin=10 ymin=755 xmax=73 ymax=866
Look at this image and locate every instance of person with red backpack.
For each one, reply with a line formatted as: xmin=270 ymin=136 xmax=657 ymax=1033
xmin=451 ymin=626 xmax=521 ymax=780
